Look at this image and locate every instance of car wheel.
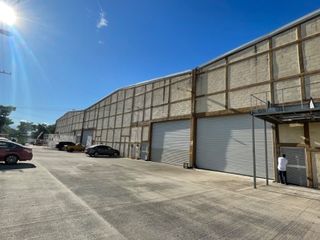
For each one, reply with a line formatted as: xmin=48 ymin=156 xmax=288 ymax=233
xmin=68 ymin=149 xmax=74 ymax=152
xmin=94 ymin=152 xmax=99 ymax=157
xmin=5 ymin=155 xmax=18 ymax=165
xmin=113 ymin=152 xmax=119 ymax=158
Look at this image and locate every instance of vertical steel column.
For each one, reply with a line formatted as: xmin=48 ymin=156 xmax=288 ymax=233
xmin=79 ymin=111 xmax=86 ymax=145
xmin=264 ymin=120 xmax=269 ymax=185
xmin=190 ymin=69 xmax=197 ymax=168
xmin=252 ymin=114 xmax=257 ymax=189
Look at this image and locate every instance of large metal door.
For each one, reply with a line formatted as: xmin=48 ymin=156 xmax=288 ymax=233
xmin=280 ymin=147 xmax=307 ymax=186
xmin=75 ymin=131 xmax=82 ymax=144
xmin=196 ymin=114 xmax=274 ymax=178
xmin=82 ymin=129 xmax=94 ymax=146
xmin=151 ymin=120 xmax=190 ymax=166
xmin=140 ymin=142 xmax=149 ymax=161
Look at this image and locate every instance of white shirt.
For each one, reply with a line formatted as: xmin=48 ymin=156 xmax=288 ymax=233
xmin=277 ymin=157 xmax=288 ymax=171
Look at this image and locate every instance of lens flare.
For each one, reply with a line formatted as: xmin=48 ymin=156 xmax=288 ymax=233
xmin=0 ymin=2 xmax=17 ymax=26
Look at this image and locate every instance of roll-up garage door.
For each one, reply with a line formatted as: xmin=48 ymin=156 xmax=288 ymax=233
xmin=151 ymin=120 xmax=190 ymax=166
xmin=196 ymin=114 xmax=274 ymax=178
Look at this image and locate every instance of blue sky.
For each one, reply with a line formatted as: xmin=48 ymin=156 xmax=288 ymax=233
xmin=0 ymin=0 xmax=319 ymax=126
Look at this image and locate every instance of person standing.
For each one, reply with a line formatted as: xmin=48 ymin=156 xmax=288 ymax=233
xmin=278 ymin=154 xmax=288 ymax=185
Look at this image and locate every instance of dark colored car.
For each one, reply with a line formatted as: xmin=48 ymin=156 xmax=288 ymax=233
xmin=66 ymin=144 xmax=85 ymax=152
xmin=0 ymin=140 xmax=33 ymax=164
xmin=85 ymin=145 xmax=120 ymax=157
xmin=55 ymin=141 xmax=75 ymax=151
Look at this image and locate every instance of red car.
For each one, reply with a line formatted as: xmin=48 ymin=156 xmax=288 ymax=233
xmin=0 ymin=140 xmax=33 ymax=164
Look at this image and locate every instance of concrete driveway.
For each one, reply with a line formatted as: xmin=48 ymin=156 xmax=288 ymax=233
xmin=0 ymin=147 xmax=319 ymax=240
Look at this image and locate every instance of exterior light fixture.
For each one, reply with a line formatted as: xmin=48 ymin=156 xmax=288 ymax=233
xmin=309 ymin=97 xmax=315 ymax=109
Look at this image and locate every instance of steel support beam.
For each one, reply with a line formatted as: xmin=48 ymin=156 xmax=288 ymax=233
xmin=252 ymin=114 xmax=257 ymax=189
xmin=264 ymin=120 xmax=269 ymax=185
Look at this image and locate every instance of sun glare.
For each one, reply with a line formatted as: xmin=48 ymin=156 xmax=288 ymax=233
xmin=0 ymin=1 xmax=17 ymax=26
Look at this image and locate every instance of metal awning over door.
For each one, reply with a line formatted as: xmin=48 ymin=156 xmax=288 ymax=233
xmin=251 ymin=99 xmax=320 ymax=188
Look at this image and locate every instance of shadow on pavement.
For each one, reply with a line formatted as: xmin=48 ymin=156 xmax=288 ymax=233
xmin=0 ymin=163 xmax=37 ymax=171
xmin=92 ymin=156 xmax=119 ymax=158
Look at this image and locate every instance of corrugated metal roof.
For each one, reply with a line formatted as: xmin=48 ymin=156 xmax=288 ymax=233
xmin=125 ymin=69 xmax=192 ymax=88
xmin=55 ymin=110 xmax=83 ymax=122
xmin=84 ymin=69 xmax=192 ymax=110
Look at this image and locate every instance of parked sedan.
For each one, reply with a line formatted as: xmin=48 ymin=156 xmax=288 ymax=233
xmin=85 ymin=145 xmax=120 ymax=157
xmin=0 ymin=140 xmax=33 ymax=164
xmin=55 ymin=141 xmax=75 ymax=151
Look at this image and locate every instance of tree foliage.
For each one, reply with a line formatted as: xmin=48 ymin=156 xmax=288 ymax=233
xmin=0 ymin=105 xmax=56 ymax=143
xmin=0 ymin=105 xmax=16 ymax=133
xmin=15 ymin=121 xmax=34 ymax=144
xmin=31 ymin=123 xmax=56 ymax=139
xmin=12 ymin=122 xmax=56 ymax=144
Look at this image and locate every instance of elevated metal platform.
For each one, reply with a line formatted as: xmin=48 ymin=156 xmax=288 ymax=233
xmin=252 ymin=102 xmax=320 ymax=124
xmin=250 ymin=90 xmax=320 ymax=189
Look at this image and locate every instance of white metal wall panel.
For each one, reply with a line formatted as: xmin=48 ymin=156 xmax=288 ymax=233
xmin=197 ymin=114 xmax=274 ymax=178
xmin=151 ymin=120 xmax=190 ymax=166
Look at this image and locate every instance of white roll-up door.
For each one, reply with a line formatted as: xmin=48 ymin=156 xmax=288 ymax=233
xmin=151 ymin=120 xmax=190 ymax=166
xmin=197 ymin=114 xmax=274 ymax=178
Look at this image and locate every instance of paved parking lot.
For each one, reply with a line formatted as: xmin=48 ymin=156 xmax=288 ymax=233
xmin=0 ymin=147 xmax=320 ymax=240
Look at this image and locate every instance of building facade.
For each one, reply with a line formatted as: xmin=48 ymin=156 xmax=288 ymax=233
xmin=55 ymin=110 xmax=84 ymax=143
xmin=55 ymin=10 xmax=320 ymax=188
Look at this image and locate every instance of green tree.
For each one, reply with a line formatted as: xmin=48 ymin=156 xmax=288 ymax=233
xmin=0 ymin=105 xmax=16 ymax=133
xmin=16 ymin=121 xmax=33 ymax=144
xmin=2 ymin=125 xmax=17 ymax=136
xmin=31 ymin=123 xmax=56 ymax=139
xmin=47 ymin=124 xmax=56 ymax=134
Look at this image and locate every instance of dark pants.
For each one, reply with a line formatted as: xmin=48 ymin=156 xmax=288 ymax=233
xmin=279 ymin=170 xmax=288 ymax=185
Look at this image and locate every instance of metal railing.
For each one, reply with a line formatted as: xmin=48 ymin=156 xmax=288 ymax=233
xmin=250 ymin=81 xmax=320 ymax=113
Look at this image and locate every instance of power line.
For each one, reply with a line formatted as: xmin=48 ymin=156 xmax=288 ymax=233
xmin=0 ymin=70 xmax=11 ymax=75
xmin=4 ymin=0 xmax=24 ymax=5
xmin=13 ymin=106 xmax=79 ymax=112
xmin=0 ymin=105 xmax=79 ymax=112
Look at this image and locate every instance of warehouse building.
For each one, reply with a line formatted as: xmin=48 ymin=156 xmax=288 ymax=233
xmin=55 ymin=110 xmax=84 ymax=143
xmin=55 ymin=10 xmax=320 ymax=189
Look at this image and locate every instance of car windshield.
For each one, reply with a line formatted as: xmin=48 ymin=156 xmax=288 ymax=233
xmin=0 ymin=140 xmax=25 ymax=148
xmin=11 ymin=142 xmax=25 ymax=148
xmin=90 ymin=144 xmax=108 ymax=148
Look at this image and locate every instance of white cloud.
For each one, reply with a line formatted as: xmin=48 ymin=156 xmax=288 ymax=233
xmin=97 ymin=11 xmax=108 ymax=29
